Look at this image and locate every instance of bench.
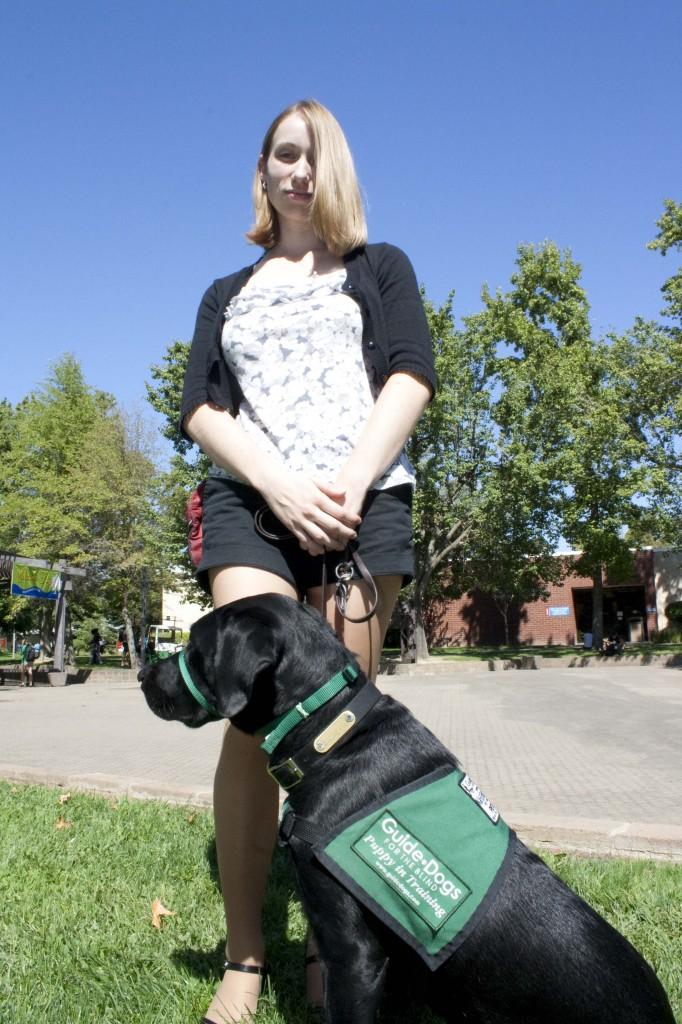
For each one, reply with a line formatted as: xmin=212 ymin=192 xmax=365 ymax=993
xmin=0 ymin=659 xmax=54 ymax=684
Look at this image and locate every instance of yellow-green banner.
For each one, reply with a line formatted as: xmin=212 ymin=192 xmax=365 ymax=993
xmin=11 ymin=563 xmax=61 ymax=601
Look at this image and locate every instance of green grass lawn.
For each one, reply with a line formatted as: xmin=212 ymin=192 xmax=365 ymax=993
xmin=1 ymin=783 xmax=679 ymax=1023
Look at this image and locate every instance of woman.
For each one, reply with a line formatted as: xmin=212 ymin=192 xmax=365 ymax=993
xmin=180 ymin=100 xmax=435 ymax=1023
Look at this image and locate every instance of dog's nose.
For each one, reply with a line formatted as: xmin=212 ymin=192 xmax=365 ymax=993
xmin=137 ymin=664 xmax=150 ymax=684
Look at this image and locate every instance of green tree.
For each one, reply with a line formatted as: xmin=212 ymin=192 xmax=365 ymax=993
xmin=560 ymin=338 xmax=652 ymax=648
xmin=403 ymin=298 xmax=498 ymax=660
xmin=462 ymin=242 xmax=655 ymax=650
xmin=461 ymin=466 xmax=563 ymax=644
xmin=0 ymin=590 xmax=35 ymax=643
xmin=146 ymin=341 xmax=211 ymax=608
xmin=479 ymin=243 xmax=591 ymax=639
xmin=0 ymin=356 xmax=115 ymax=562
xmin=612 ymin=199 xmax=682 ymax=542
xmin=608 ymin=322 xmax=681 ymax=544
xmin=0 ymin=400 xmax=13 ymax=462
xmin=0 ymin=356 xmax=164 ymax=662
xmin=79 ymin=406 xmax=166 ymax=669
xmin=426 ymin=244 xmax=585 ymax=648
xmin=482 ymin=243 xmax=666 ymax=649
xmin=0 ymin=401 xmax=16 ymax=625
xmin=647 ymin=198 xmax=682 ymax=324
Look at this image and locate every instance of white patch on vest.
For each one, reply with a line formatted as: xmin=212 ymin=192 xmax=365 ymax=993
xmin=353 ymin=812 xmax=471 ymax=932
xmin=459 ymin=775 xmax=500 ymax=824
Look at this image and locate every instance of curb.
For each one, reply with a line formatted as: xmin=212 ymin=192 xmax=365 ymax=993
xmin=0 ymin=764 xmax=213 ymax=808
xmin=381 ymin=652 xmax=682 ymax=674
xmin=2 ymin=764 xmax=680 ymax=862
xmin=508 ymin=813 xmax=682 ymax=862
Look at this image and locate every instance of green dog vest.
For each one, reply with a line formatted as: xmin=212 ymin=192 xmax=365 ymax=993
xmin=314 ymin=765 xmax=514 ymax=970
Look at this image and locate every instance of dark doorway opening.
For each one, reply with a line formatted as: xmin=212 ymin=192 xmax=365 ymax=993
xmin=572 ymin=585 xmax=648 ymax=642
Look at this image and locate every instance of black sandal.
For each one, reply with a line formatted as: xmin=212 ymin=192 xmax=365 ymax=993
xmin=201 ymin=961 xmax=269 ymax=1024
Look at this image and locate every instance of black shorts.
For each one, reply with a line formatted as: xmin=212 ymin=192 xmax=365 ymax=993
xmin=196 ymin=476 xmax=414 ymax=595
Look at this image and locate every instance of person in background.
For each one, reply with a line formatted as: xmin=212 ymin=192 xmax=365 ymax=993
xmin=19 ymin=637 xmax=35 ymax=686
xmin=90 ymin=628 xmax=103 ymax=665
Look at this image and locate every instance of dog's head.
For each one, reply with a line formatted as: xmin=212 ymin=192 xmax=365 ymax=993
xmin=139 ymin=594 xmax=351 ymax=734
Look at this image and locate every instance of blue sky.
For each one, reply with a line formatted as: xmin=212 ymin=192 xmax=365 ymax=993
xmin=1 ymin=0 xmax=680 ymax=417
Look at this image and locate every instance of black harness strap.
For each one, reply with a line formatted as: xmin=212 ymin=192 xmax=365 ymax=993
xmin=279 ymin=809 xmax=320 ymax=847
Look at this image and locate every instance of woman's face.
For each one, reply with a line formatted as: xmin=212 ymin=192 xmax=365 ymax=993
xmin=260 ymin=113 xmax=315 ymax=225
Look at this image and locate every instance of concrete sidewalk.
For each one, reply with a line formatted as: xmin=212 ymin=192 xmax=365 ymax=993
xmin=1 ymin=663 xmax=680 ymax=860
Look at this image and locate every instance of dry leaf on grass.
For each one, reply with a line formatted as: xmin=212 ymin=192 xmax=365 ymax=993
xmin=151 ymin=898 xmax=176 ymax=929
xmin=55 ymin=816 xmax=71 ymax=830
xmin=58 ymin=793 xmax=71 ymax=805
xmin=186 ymin=812 xmax=197 ymax=824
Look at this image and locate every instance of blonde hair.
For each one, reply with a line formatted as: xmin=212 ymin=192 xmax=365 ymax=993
xmin=246 ymin=100 xmax=367 ymax=256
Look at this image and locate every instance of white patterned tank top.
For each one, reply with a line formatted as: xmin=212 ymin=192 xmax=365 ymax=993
xmin=212 ymin=268 xmax=415 ymax=490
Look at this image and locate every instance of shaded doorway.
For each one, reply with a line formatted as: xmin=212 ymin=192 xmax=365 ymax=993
xmin=572 ymin=585 xmax=648 ymax=642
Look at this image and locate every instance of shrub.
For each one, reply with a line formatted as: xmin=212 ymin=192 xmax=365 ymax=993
xmin=651 ymin=623 xmax=682 ymax=644
xmin=664 ymin=601 xmax=682 ymax=622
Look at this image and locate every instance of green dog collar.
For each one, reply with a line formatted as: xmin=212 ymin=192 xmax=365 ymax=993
xmin=260 ymin=663 xmax=359 ymax=756
xmin=178 ymin=650 xmax=219 ymax=717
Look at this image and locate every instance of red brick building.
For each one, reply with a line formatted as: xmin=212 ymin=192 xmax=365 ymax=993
xmin=427 ymin=549 xmax=682 ymax=647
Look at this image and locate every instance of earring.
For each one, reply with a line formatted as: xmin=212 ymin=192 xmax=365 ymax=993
xmin=260 ymin=177 xmax=267 ymax=192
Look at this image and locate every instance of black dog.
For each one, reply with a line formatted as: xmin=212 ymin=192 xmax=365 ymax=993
xmin=140 ymin=595 xmax=674 ymax=1024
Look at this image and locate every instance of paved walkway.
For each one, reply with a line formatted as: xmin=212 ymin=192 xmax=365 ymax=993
xmin=1 ymin=663 xmax=680 ymax=859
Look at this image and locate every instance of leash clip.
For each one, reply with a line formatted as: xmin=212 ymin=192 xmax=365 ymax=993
xmin=335 ymin=561 xmax=354 ymax=582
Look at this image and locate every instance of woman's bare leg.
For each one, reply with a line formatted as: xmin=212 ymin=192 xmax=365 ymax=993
xmin=303 ymin=574 xmax=403 ymax=1005
xmin=307 ymin=573 xmax=402 ymax=681
xmin=205 ymin=567 xmax=297 ymax=1024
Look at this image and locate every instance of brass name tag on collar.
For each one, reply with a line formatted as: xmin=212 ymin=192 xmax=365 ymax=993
xmin=313 ymin=710 xmax=356 ymax=753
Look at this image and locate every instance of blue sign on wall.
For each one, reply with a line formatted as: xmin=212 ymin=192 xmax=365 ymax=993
xmin=546 ymin=606 xmax=570 ymax=617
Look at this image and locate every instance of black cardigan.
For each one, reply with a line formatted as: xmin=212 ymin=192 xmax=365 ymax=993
xmin=179 ymin=242 xmax=436 ymax=439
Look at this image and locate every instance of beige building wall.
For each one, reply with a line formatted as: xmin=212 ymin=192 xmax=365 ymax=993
xmin=161 ymin=587 xmax=208 ymax=633
xmin=653 ymin=549 xmax=682 ymax=628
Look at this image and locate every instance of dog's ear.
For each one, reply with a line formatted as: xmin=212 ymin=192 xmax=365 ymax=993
xmin=204 ymin=606 xmax=282 ymax=726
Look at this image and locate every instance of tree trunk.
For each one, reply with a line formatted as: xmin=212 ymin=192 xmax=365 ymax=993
xmin=399 ymin=597 xmax=417 ymax=663
xmin=122 ymin=595 xmax=140 ymax=672
xmin=414 ymin=619 xmax=430 ymax=662
xmin=414 ymin=589 xmax=430 ymax=662
xmin=502 ymin=605 xmax=510 ymax=647
xmin=591 ymin=564 xmax=604 ymax=651
xmin=64 ymin=602 xmax=76 ymax=666
xmin=39 ymin=604 xmax=53 ymax=656
xmin=491 ymin=595 xmax=512 ymax=646
xmin=139 ymin=568 xmax=148 ymax=669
